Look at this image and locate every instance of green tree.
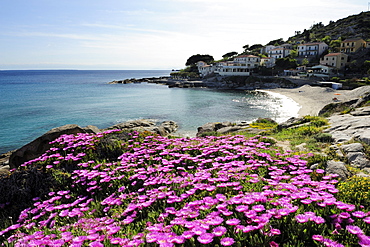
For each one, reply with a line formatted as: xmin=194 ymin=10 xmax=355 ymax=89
xmin=249 ymin=44 xmax=263 ymax=52
xmin=289 ymin=50 xmax=298 ymax=58
xmin=363 ymin=60 xmax=370 ymax=74
xmin=185 ymin=54 xmax=214 ymax=66
xmin=266 ymin=38 xmax=284 ymax=46
xmin=329 ymin=38 xmax=342 ymax=51
xmin=222 ymin=51 xmax=238 ymax=59
xmin=275 ymin=57 xmax=298 ymax=70
xmin=321 ymin=35 xmax=331 ymax=44
xmin=302 ymin=58 xmax=309 ymax=66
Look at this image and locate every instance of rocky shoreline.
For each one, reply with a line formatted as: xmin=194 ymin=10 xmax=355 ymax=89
xmin=107 ymin=75 xmax=318 ymax=89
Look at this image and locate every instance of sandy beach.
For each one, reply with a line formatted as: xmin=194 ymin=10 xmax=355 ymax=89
xmin=265 ymin=85 xmax=370 ymax=117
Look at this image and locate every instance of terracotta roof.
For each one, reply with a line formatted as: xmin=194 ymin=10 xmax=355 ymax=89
xmin=299 ymin=42 xmax=327 ymax=46
xmin=235 ymin=55 xmax=259 ymax=58
xmin=324 ymin=53 xmax=346 ymax=57
xmin=270 ymin=48 xmax=291 ymax=51
xmin=342 ymin=37 xmax=365 ymax=42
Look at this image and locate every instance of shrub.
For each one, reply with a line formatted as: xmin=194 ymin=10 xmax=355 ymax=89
xmin=337 ymin=176 xmax=370 ymax=208
xmin=313 ymin=133 xmax=334 ymax=143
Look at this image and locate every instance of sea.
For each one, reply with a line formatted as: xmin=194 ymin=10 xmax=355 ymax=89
xmin=0 ymin=70 xmax=300 ymax=154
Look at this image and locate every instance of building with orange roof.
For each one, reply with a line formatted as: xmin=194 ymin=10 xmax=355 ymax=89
xmin=340 ymin=37 xmax=368 ymax=53
xmin=320 ymin=53 xmax=349 ymax=69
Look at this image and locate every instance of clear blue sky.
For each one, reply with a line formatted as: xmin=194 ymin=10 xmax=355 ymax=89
xmin=0 ymin=0 xmax=368 ymax=70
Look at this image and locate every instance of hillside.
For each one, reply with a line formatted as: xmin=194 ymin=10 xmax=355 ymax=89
xmin=287 ymin=11 xmax=370 ymax=43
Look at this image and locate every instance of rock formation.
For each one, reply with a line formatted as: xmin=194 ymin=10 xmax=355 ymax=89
xmin=104 ymin=119 xmax=178 ymax=136
xmin=8 ymin=120 xmax=178 ymax=169
xmin=9 ymin=124 xmax=99 ymax=169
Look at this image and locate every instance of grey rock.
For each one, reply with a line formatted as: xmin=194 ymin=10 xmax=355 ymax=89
xmin=295 ymin=143 xmax=308 ymax=152
xmin=197 ymin=122 xmax=233 ymax=136
xmin=105 ymin=119 xmax=178 ymax=136
xmin=357 ymin=129 xmax=370 ymax=145
xmin=83 ymin=125 xmax=100 ymax=134
xmin=346 ymin=152 xmax=370 ymax=168
xmin=0 ymin=165 xmax=10 ymax=175
xmin=160 ymin=121 xmax=179 ymax=134
xmin=356 ymin=172 xmax=370 ymax=178
xmin=341 ymin=143 xmax=364 ymax=153
xmin=362 ymin=167 xmax=370 ymax=174
xmin=326 ymin=113 xmax=370 ymax=143
xmin=277 ymin=117 xmax=304 ymax=130
xmin=217 ymin=126 xmax=246 ymax=134
xmin=351 ymin=107 xmax=370 ymax=116
xmin=310 ymin=163 xmax=319 ymax=170
xmin=326 ymin=160 xmax=350 ymax=180
xmin=106 ymin=119 xmax=156 ymax=130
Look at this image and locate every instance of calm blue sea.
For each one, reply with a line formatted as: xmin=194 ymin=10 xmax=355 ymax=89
xmin=0 ymin=70 xmax=299 ymax=154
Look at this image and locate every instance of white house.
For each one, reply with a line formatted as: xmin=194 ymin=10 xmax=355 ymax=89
xmin=196 ymin=61 xmax=216 ymax=77
xmin=310 ymin=64 xmax=334 ymax=78
xmin=260 ymin=45 xmax=276 ymax=54
xmin=269 ymin=48 xmax=291 ymax=59
xmin=216 ymin=55 xmax=260 ymax=76
xmin=298 ymin=42 xmax=328 ymax=57
xmin=260 ymin=57 xmax=275 ymax=68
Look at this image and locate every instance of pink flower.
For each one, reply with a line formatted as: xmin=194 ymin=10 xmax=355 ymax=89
xmin=270 ymin=228 xmax=281 ymax=235
xmin=364 ymin=217 xmax=370 ymax=224
xmin=220 ymin=237 xmax=235 ymax=246
xmin=269 ymin=241 xmax=279 ymax=247
xmin=226 ymin=218 xmax=240 ymax=226
xmin=312 ymin=235 xmax=324 ymax=241
xmin=295 ymin=214 xmax=309 ymax=223
xmin=346 ymin=225 xmax=363 ymax=235
xmin=197 ymin=233 xmax=214 ymax=244
xmin=212 ymin=226 xmax=227 ymax=236
xmin=352 ymin=211 xmax=366 ymax=218
xmin=89 ymin=241 xmax=104 ymax=247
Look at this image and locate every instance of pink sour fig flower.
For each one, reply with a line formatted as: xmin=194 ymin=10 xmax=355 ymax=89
xmin=220 ymin=237 xmax=235 ymax=246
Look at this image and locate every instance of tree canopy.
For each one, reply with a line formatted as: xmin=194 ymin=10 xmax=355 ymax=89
xmin=266 ymin=38 xmax=284 ymax=46
xmin=275 ymin=57 xmax=298 ymax=70
xmin=222 ymin=51 xmax=238 ymax=59
xmin=185 ymin=54 xmax=214 ymax=66
xmin=249 ymin=44 xmax=263 ymax=52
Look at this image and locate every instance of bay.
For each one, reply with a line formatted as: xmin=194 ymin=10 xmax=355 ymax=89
xmin=0 ymin=70 xmax=299 ymax=154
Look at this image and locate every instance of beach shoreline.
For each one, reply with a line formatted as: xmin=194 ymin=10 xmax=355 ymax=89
xmin=263 ymin=84 xmax=370 ymax=117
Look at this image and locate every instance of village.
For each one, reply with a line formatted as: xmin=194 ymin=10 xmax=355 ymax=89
xmin=195 ymin=37 xmax=370 ymax=82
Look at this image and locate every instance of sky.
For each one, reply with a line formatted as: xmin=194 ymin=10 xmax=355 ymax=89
xmin=0 ymin=0 xmax=368 ymax=70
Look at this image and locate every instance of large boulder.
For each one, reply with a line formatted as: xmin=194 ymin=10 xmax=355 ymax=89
xmin=276 ymin=117 xmax=305 ymax=130
xmin=340 ymin=142 xmax=370 ymax=169
xmin=325 ymin=112 xmax=370 ymax=143
xmin=325 ymin=160 xmax=350 ymax=180
xmin=105 ymin=119 xmax=178 ymax=136
xmin=9 ymin=124 xmax=99 ymax=168
xmin=196 ymin=122 xmax=232 ymax=136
